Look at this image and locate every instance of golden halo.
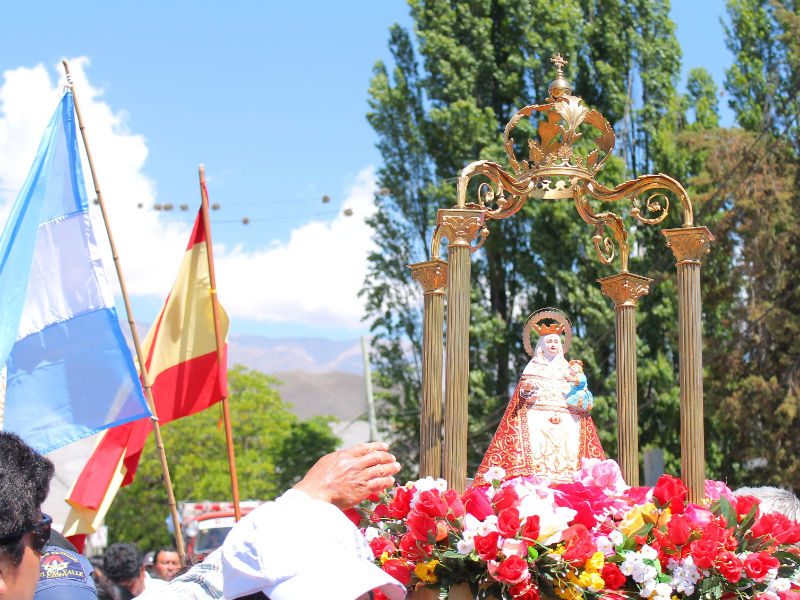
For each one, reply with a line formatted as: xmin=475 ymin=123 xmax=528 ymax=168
xmin=523 ymin=308 xmax=573 ymax=357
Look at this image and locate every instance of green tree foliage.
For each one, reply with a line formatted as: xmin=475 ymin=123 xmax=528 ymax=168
xmin=698 ymin=0 xmax=800 ymax=489
xmin=105 ymin=366 xmax=340 ymax=550
xmin=364 ymin=0 xmax=686 ymax=481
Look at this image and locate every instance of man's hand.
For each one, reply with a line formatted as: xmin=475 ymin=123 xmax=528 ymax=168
xmin=292 ymin=442 xmax=401 ymax=510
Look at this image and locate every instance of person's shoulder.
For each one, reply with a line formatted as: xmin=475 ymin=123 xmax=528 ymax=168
xmin=35 ymin=546 xmax=96 ymax=600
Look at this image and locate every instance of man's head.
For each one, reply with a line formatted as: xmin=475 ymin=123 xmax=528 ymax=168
xmin=102 ymin=544 xmax=144 ymax=597
xmin=151 ymin=547 xmax=180 ymax=581
xmin=0 ymin=432 xmax=54 ymax=600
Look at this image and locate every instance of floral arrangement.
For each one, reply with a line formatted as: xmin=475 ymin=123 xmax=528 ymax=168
xmin=356 ymin=460 xmax=800 ymax=600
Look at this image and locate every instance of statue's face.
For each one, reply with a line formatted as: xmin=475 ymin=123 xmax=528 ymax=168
xmin=542 ymin=334 xmax=561 ymax=357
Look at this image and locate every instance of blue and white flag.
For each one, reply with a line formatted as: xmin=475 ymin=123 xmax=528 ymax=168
xmin=0 ymin=91 xmax=151 ymax=453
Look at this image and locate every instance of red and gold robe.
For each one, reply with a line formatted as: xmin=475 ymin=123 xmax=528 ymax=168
xmin=474 ymin=360 xmax=604 ymax=486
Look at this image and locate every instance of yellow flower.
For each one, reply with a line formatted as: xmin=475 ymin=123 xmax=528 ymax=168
xmin=621 ymin=501 xmax=660 ymax=536
xmin=379 ymin=552 xmax=391 ymax=565
xmin=554 ymin=580 xmax=582 ymax=600
xmin=414 ymin=559 xmax=439 ymax=583
xmin=578 ymin=570 xmax=605 ymax=590
xmin=585 ymin=551 xmax=604 ymax=573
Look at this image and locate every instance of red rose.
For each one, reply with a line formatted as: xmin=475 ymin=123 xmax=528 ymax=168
xmin=750 ymin=513 xmax=778 ymax=540
xmin=382 ymin=558 xmax=412 ymax=584
xmin=493 ymin=487 xmax=520 ymax=513
xmin=743 ymin=551 xmax=780 ymax=582
xmin=773 ymin=514 xmax=800 ymax=545
xmin=521 ymin=515 xmax=540 ymax=543
xmin=372 ymin=503 xmax=390 ymax=520
xmin=652 ymin=474 xmax=688 ymax=515
xmin=715 ymin=551 xmax=743 ymax=583
xmin=443 ymin=489 xmax=466 ymax=519
xmin=601 ymin=563 xmax=626 ymax=589
xmin=667 ymin=514 xmax=693 ymax=546
xmin=405 ymin=509 xmax=436 ymax=541
xmin=495 ymin=555 xmax=530 ymax=585
xmin=689 ymin=538 xmax=718 ymax=569
xmin=510 ymin=581 xmax=539 ymax=600
xmin=735 ymin=495 xmax=760 ymax=520
xmin=778 ymin=592 xmax=800 ymax=600
xmin=417 ymin=489 xmax=448 ymax=519
xmin=399 ymin=533 xmax=432 ymax=560
xmin=462 ymin=487 xmax=494 ymax=520
xmin=561 ymin=524 xmax=597 ymax=564
xmin=388 ymin=487 xmax=414 ymax=519
xmin=474 ymin=531 xmax=500 ymax=561
xmin=369 ymin=536 xmax=396 ymax=557
xmin=497 ymin=507 xmax=521 ymax=538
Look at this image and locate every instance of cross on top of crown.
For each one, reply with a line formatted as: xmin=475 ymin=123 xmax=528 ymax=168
xmin=551 ymin=53 xmax=567 ymax=75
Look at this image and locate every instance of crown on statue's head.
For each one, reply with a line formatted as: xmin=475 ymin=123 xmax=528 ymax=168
xmin=532 ymin=321 xmax=565 ymax=336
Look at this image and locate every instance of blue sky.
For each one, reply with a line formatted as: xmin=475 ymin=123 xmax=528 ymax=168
xmin=0 ymin=1 xmax=733 ymax=340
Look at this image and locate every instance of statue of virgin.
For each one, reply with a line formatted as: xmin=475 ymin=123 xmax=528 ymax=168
xmin=474 ymin=310 xmax=605 ymax=485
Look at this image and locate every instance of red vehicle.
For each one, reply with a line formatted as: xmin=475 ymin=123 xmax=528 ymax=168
xmin=178 ymin=500 xmax=263 ymax=562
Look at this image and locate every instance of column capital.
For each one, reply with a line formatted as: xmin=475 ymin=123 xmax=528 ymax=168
xmin=662 ymin=226 xmax=714 ymax=265
xmin=598 ymin=272 xmax=653 ymax=308
xmin=408 ymin=258 xmax=448 ymax=296
xmin=437 ymin=208 xmax=485 ymax=248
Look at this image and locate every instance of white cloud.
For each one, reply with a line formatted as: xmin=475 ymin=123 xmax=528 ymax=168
xmin=0 ymin=59 xmax=377 ymax=333
xmin=215 ymin=168 xmax=377 ymax=328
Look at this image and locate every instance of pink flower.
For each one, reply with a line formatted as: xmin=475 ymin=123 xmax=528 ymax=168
xmin=705 ymin=480 xmax=736 ymax=504
xmin=684 ymin=503 xmax=714 ymax=528
xmin=501 ymin=537 xmax=528 ymax=557
xmin=576 ymin=458 xmax=627 ymax=494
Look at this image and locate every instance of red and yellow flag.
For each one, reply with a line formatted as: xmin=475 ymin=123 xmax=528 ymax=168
xmin=63 ymin=209 xmax=228 ymax=535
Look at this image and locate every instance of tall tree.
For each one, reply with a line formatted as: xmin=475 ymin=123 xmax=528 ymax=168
xmin=699 ymin=0 xmax=800 ymax=489
xmin=364 ymin=0 xmax=685 ymax=479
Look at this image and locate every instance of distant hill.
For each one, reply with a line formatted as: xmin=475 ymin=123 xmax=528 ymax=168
xmin=228 ymin=334 xmax=364 ymax=375
xmin=125 ymin=322 xmax=372 ymax=441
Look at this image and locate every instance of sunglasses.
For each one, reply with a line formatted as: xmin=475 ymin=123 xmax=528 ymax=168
xmin=0 ymin=514 xmax=52 ymax=553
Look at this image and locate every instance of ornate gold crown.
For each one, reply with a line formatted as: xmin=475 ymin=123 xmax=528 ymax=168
xmin=532 ymin=321 xmax=565 ymax=336
xmin=502 ymin=53 xmax=616 ymax=199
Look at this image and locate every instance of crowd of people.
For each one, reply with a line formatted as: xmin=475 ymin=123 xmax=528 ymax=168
xmin=3 ymin=429 xmax=800 ymax=600
xmin=0 ymin=431 xmax=405 ymax=600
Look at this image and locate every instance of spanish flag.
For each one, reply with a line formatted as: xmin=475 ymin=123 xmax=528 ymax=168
xmin=63 ymin=208 xmax=229 ymax=535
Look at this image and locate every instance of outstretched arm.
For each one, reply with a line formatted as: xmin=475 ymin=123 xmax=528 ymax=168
xmin=293 ymin=441 xmax=401 ymax=510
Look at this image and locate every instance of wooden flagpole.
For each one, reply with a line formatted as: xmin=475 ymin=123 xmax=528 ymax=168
xmin=62 ymin=60 xmax=187 ymax=563
xmin=197 ymin=165 xmax=242 ymax=521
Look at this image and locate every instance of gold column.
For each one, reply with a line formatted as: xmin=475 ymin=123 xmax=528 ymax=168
xmin=438 ymin=208 xmax=485 ymax=492
xmin=663 ymin=226 xmax=713 ymax=503
xmin=598 ymin=272 xmax=652 ymax=486
xmin=409 ymin=258 xmax=448 ymax=478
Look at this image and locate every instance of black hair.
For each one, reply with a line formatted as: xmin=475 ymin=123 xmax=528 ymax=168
xmin=153 ymin=545 xmax=178 ymax=564
xmin=96 ymin=580 xmax=134 ymax=600
xmin=102 ymin=543 xmax=143 ymax=583
xmin=0 ymin=432 xmax=54 ymax=566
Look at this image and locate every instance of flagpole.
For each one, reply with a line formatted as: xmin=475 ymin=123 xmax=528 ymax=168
xmin=62 ymin=60 xmax=187 ymax=564
xmin=198 ymin=164 xmax=242 ymax=521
